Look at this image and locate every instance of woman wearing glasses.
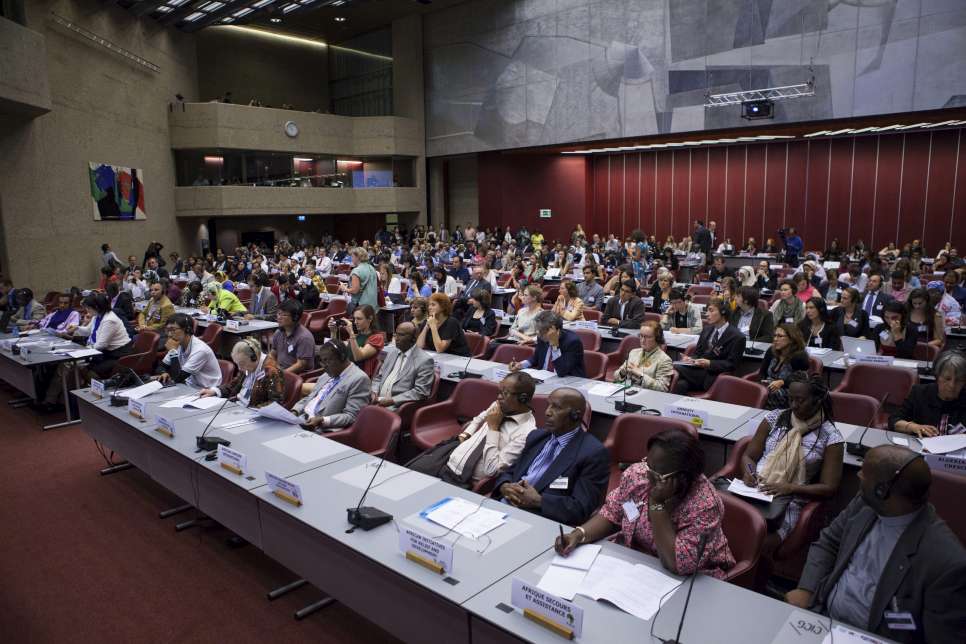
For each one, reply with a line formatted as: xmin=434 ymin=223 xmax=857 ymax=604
xmin=555 ymin=429 xmax=735 ymax=578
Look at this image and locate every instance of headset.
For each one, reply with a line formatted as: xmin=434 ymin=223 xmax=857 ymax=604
xmin=328 ymin=337 xmax=352 ymax=363
xmin=874 ymin=452 xmax=923 ymax=501
xmin=242 ymin=337 xmax=259 ymax=361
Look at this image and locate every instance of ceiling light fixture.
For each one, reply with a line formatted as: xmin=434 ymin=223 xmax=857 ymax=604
xmin=334 ymin=16 xmax=346 ymax=22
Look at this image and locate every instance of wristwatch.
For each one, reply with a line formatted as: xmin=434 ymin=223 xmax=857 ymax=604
xmin=649 ymin=501 xmax=667 ymax=512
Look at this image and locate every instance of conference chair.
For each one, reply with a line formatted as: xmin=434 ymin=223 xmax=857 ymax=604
xmin=693 ymin=375 xmax=768 ymax=408
xmin=604 ymin=335 xmax=640 ymax=381
xmin=326 ymin=405 xmax=402 ymax=461
xmin=313 ymin=299 xmax=347 ymax=339
xmin=199 ymin=324 xmax=222 ymax=352
xmin=643 ymin=312 xmax=661 ymax=324
xmin=715 ymin=437 xmax=826 ymax=582
xmin=115 ymin=351 xmax=156 ymax=380
xmin=914 ymin=342 xmax=939 ymax=362
xmin=490 ymin=343 xmax=534 ymax=366
xmin=281 ymin=371 xmax=303 ymax=410
xmin=409 ymin=378 xmax=499 ymax=451
xmin=303 ymin=309 xmax=328 ymax=339
xmin=691 ymin=294 xmax=712 ymax=306
xmin=573 ymin=328 xmax=601 ymax=352
xmin=828 ymin=391 xmax=880 ymax=427
xmin=582 ymin=309 xmax=602 ymax=322
xmin=719 ymin=491 xmax=767 ymax=590
xmin=396 ymin=371 xmax=441 ymax=434
xmin=542 ymin=285 xmax=559 ymax=302
xmin=583 ymin=351 xmax=608 ymax=381
xmin=132 ymin=329 xmax=159 ymax=354
xmin=217 ymin=359 xmax=236 ymax=387
xmin=463 ymin=331 xmax=489 ymax=359
xmin=930 ymin=470 xmax=966 ymax=547
xmin=687 ymin=285 xmax=715 ymax=297
xmin=833 ymin=363 xmax=916 ymax=426
xmin=602 ymin=415 xmax=697 ymax=493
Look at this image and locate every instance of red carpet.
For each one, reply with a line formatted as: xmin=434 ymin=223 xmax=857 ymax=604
xmin=0 ymin=389 xmax=401 ymax=643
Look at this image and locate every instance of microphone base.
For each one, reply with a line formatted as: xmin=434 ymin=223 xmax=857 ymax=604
xmin=846 ymin=442 xmax=870 ymax=458
xmin=196 ymin=435 xmax=231 ymax=452
xmin=109 ymin=395 xmax=128 ymax=407
xmin=447 ymin=371 xmax=482 ymax=379
xmin=347 ymin=506 xmax=392 ymax=531
xmin=614 ymin=401 xmax=643 ymax=413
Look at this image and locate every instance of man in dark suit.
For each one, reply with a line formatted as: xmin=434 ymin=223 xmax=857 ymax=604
xmin=454 ymin=264 xmax=492 ymax=319
xmin=708 ymin=255 xmax=733 ymax=282
xmin=860 ymin=273 xmax=893 ymax=337
xmin=786 ymin=446 xmax=966 ymax=643
xmin=492 ymin=388 xmax=609 ymax=526
xmin=509 ymin=311 xmax=586 ymax=378
xmin=673 ymin=298 xmax=746 ymax=394
xmin=730 ymin=286 xmax=775 ymax=343
xmin=602 ymin=280 xmax=646 ymax=328
xmin=693 ymin=220 xmax=712 ymax=260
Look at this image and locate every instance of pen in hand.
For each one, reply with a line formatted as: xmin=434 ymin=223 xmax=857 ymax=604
xmin=746 ymin=462 xmax=758 ymax=486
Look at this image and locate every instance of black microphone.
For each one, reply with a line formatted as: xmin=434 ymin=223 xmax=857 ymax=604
xmin=196 ymin=395 xmax=234 ymax=452
xmin=448 ymin=352 xmax=481 ymax=379
xmin=663 ymin=531 xmax=710 ymax=644
xmin=846 ymin=392 xmax=889 ymax=458
xmin=610 ymin=366 xmax=642 ymax=413
xmin=346 ymin=451 xmax=393 ymax=532
xmin=109 ymin=367 xmax=147 ymax=406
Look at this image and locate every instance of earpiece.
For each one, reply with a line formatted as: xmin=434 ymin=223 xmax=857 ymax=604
xmin=569 ymin=408 xmax=582 ymax=422
xmin=517 ymin=391 xmax=532 ymax=404
xmin=874 ymin=452 xmax=923 ymax=501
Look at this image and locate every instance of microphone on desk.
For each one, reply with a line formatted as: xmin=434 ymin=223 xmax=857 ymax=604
xmin=346 ymin=449 xmax=393 ymax=532
xmin=448 ymin=353 xmax=481 ymax=379
xmin=662 ymin=531 xmax=710 ymax=644
xmin=195 ymin=395 xmax=235 ymax=452
xmin=109 ymin=367 xmax=147 ymax=407
xmin=846 ymin=392 xmax=889 ymax=459
xmin=609 ymin=370 xmax=642 ymax=413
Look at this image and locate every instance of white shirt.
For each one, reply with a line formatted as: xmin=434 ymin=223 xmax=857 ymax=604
xmin=75 ymin=311 xmax=130 ymax=352
xmin=317 ymin=256 xmax=332 ymax=276
xmin=446 ymin=402 xmax=536 ymax=480
xmin=164 ymin=336 xmax=222 ymax=388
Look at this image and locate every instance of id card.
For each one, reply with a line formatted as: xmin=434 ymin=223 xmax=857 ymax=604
xmin=622 ymin=500 xmax=640 ymax=522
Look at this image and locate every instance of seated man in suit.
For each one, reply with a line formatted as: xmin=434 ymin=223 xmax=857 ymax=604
xmin=602 ymin=280 xmax=646 ymax=328
xmin=708 ymin=255 xmax=734 ymax=282
xmin=508 ymin=311 xmax=586 ymax=378
xmin=292 ymin=340 xmax=371 ymax=432
xmin=673 ymin=297 xmax=746 ymax=394
xmin=370 ymin=322 xmax=435 ymax=410
xmin=492 ymin=387 xmax=609 ymax=525
xmin=859 ymin=272 xmax=893 ymax=335
xmin=245 ymin=273 xmax=278 ymax=321
xmin=730 ymin=286 xmax=775 ymax=342
xmin=786 ymin=446 xmax=966 ymax=643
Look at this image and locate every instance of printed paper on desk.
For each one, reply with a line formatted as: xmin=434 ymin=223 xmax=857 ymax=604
xmin=551 ymin=544 xmax=601 ymax=571
xmin=226 ymin=319 xmax=240 ymax=330
xmin=398 ymin=526 xmax=454 ymax=574
xmin=727 ymin=478 xmax=775 ymax=503
xmin=588 ymin=382 xmax=624 ymax=397
xmin=572 ymin=320 xmax=599 ymax=331
xmin=181 ymin=396 xmax=225 ymax=410
xmin=255 ymin=401 xmax=303 ymax=424
xmin=685 ymin=398 xmax=749 ymax=420
xmin=537 ymin=564 xmax=587 ymax=601
xmin=119 ymin=380 xmax=163 ymax=400
xmin=821 ymin=624 xmax=890 ymax=644
xmin=421 ymin=497 xmax=507 ymax=540
xmin=521 ymin=368 xmax=556 ymax=381
xmin=67 ymin=349 xmax=101 ymax=359
xmin=769 ymin=609 xmax=831 ymax=644
xmin=806 ymin=347 xmax=832 ymax=356
xmin=920 ymin=434 xmax=966 ymax=454
xmin=217 ymin=444 xmax=247 ymax=473
xmin=265 ymin=471 xmax=303 ymax=504
xmin=484 ymin=366 xmax=511 ymax=383
xmin=577 ymin=554 xmax=682 ymax=622
xmin=512 ymin=577 xmax=583 ymax=638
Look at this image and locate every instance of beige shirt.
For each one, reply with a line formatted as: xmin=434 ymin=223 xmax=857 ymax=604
xmin=615 ymin=346 xmax=674 ymax=392
xmin=446 ymin=402 xmax=536 ymax=481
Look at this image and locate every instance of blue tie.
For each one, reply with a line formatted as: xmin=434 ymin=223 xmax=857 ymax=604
xmin=523 ymin=436 xmax=559 ymax=484
xmin=864 ymin=292 xmax=875 ymax=316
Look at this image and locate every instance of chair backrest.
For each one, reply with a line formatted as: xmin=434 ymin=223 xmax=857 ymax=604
xmin=530 ymin=394 xmax=593 ymax=429
xmin=491 ymin=344 xmax=535 ymax=365
xmin=705 ymin=375 xmax=768 ymax=409
xmin=582 ymin=351 xmax=608 ymax=380
xmin=542 ymin=285 xmax=559 ymax=302
xmin=306 ymin=309 xmax=329 ymax=333
xmin=720 ymin=492 xmax=767 ymax=589
xmin=573 ymin=328 xmax=601 ymax=352
xmin=282 ymin=370 xmax=303 ymax=410
xmin=604 ymin=414 xmax=698 ymax=463
xmin=616 ymin=334 xmax=641 ymax=360
xmin=325 ymin=298 xmax=347 ymax=318
xmin=115 ymin=352 xmax=152 ymax=378
xmin=688 ymin=285 xmax=715 ymax=296
xmin=808 ymin=355 xmax=824 ymax=376
xmin=451 ymin=378 xmax=501 ymax=419
xmin=132 ymin=329 xmax=159 ymax=354
xmin=343 ymin=405 xmax=402 ymax=457
xmin=643 ymin=312 xmax=661 ymax=324
xmin=691 ymin=294 xmax=711 ymax=305
xmin=217 ymin=359 xmax=236 ymax=386
xmin=837 ymin=364 xmax=917 ymax=410
xmin=914 ymin=342 xmax=939 ymax=362
xmin=582 ymin=309 xmax=602 ymax=322
xmin=200 ymin=324 xmax=222 ymax=350
xmin=829 ymin=391 xmax=880 ymax=427
xmin=930 ymin=470 xmax=966 ymax=547
xmin=463 ymin=331 xmax=488 ymax=358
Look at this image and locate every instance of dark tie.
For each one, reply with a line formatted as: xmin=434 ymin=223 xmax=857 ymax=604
xmin=864 ymin=293 xmax=875 ymax=316
xmin=711 ymin=329 xmax=721 ymax=346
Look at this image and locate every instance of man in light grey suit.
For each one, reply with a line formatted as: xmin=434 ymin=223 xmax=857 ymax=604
xmin=786 ymin=445 xmax=966 ymax=643
xmin=370 ymin=322 xmax=435 ymax=410
xmin=293 ymin=340 xmax=370 ymax=431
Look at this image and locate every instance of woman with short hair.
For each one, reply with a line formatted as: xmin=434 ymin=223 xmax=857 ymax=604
xmin=200 ymin=338 xmax=283 ymax=407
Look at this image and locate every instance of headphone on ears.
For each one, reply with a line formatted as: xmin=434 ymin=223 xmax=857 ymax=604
xmin=243 ymin=337 xmax=259 ymax=361
xmin=330 ymin=338 xmax=351 ymax=363
xmin=874 ymin=452 xmax=923 ymax=501
xmin=569 ymin=408 xmax=582 ymax=422
xmin=517 ymin=391 xmax=532 ymax=404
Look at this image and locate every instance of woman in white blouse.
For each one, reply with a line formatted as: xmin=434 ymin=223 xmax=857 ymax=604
xmin=68 ymin=292 xmax=134 ymax=378
xmin=508 ymin=285 xmax=543 ymax=343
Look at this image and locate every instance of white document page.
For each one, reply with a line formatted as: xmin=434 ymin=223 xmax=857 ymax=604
xmin=255 ymin=402 xmax=303 ymax=424
xmin=675 ymin=397 xmax=747 ymax=419
xmin=117 ymin=380 xmax=163 ymax=400
xmin=577 ymin=554 xmax=682 ymax=621
xmin=587 ymin=382 xmax=624 ymax=397
xmin=422 ymin=497 xmax=507 ymax=540
xmin=537 ymin=564 xmax=588 ymax=601
xmin=920 ymin=434 xmax=966 ymax=454
xmin=521 ymin=368 xmax=557 ymax=381
xmin=68 ymin=349 xmax=101 ymax=358
xmin=727 ymin=478 xmax=775 ymax=502
xmin=551 ymin=544 xmax=602 ymax=571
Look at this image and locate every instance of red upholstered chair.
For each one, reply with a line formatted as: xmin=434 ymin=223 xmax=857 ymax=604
xmin=719 ymin=491 xmax=767 ymax=589
xmin=829 ymin=391 xmax=880 ymax=427
xmin=582 ymin=351 xmax=608 ymax=381
xmin=300 ymin=367 xmax=325 ymax=384
xmin=687 ymin=285 xmax=715 ymax=297
xmin=313 ymin=299 xmax=347 ymax=339
xmin=833 ymin=364 xmax=916 ymax=427
xmin=115 ymin=352 xmax=156 ymax=378
xmin=714 ymin=437 xmax=825 ymax=582
xmin=691 ymin=294 xmax=712 ymax=305
xmin=410 ymin=379 xmax=500 ymax=451
xmin=573 ymin=328 xmax=602 ymax=352
xmin=604 ymin=335 xmax=641 ymax=381
xmin=396 ymin=371 xmax=442 ymax=434
xmin=914 ymin=342 xmax=939 ymax=362
xmin=463 ymin=331 xmax=489 ymax=359
xmin=542 ymin=285 xmax=559 ymax=302
xmin=643 ymin=312 xmax=662 ymax=324
xmin=281 ymin=371 xmax=303 ymax=410
xmin=694 ymin=375 xmax=767 ymax=408
xmin=582 ymin=309 xmax=602 ymax=322
xmin=491 ymin=344 xmax=535 ymax=365
xmin=931 ymin=470 xmax=966 ymax=547
xmin=326 ymin=406 xmax=402 ymax=460
xmin=217 ymin=359 xmax=236 ymax=386
xmin=199 ymin=324 xmax=222 ymax=352
xmin=603 ymin=415 xmax=697 ymax=493
xmin=132 ymin=329 xmax=159 ymax=354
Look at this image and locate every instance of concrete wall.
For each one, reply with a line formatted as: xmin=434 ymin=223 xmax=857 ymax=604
xmin=446 ymin=156 xmax=479 ymax=233
xmin=174 ymin=185 xmax=423 ymax=218
xmin=196 ymin=27 xmax=328 ymax=113
xmin=0 ymin=0 xmax=198 ymax=292
xmin=425 ymin=0 xmax=966 ymax=156
xmin=0 ymin=16 xmax=52 ymax=118
xmin=392 ymin=14 xmax=428 ymax=226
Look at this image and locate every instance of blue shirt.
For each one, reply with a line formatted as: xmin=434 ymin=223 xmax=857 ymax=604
xmin=522 ymin=426 xmax=581 ymax=485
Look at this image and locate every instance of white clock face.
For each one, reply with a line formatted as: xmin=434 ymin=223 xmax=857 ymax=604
xmin=284 ymin=121 xmax=299 ymax=137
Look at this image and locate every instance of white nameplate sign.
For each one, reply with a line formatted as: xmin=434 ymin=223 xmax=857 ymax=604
xmin=226 ymin=319 xmax=240 ymax=330
xmin=90 ymin=378 xmax=105 ymax=398
xmin=485 ymin=366 xmax=511 ymax=382
xmin=511 ymin=577 xmax=583 ymax=639
xmin=642 ymin=296 xmax=654 ymax=308
xmin=855 ymin=354 xmax=894 ymax=366
xmin=398 ymin=526 xmax=453 ymax=574
xmin=266 ymin=471 xmax=303 ymax=506
xmin=769 ymin=609 xmax=830 ymax=644
xmin=128 ymin=397 xmax=147 ymax=419
xmin=572 ymin=320 xmax=599 ymax=331
xmin=924 ymin=452 xmax=966 ymax=476
xmin=664 ymin=403 xmax=710 ymax=430
xmin=155 ymin=415 xmax=176 ymax=438
xmin=217 ymin=444 xmax=247 ymax=475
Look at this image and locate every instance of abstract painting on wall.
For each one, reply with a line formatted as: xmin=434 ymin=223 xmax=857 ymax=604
xmin=89 ymin=162 xmax=146 ymax=220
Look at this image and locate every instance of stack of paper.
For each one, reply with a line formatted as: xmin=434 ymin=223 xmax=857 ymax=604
xmin=117 ymin=380 xmax=163 ymax=400
xmin=536 ymin=545 xmax=601 ymax=600
xmin=421 ymin=497 xmax=507 ymax=540
xmin=521 ymin=368 xmax=556 ymax=381
xmin=577 ymin=554 xmax=682 ymax=621
xmin=587 ymin=382 xmax=624 ymax=397
xmin=920 ymin=435 xmax=966 ymax=454
xmin=255 ymin=402 xmax=303 ymax=424
xmin=159 ymin=395 xmax=224 ymax=410
xmin=726 ymin=478 xmax=775 ymax=503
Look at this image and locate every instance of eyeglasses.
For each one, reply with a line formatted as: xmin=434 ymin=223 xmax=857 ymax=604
xmin=642 ymin=457 xmax=679 ymax=483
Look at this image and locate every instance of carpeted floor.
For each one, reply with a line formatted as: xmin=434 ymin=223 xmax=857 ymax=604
xmin=0 ymin=389 xmax=402 ymax=643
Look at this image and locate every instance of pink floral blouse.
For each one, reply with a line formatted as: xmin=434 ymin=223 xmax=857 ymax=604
xmin=598 ymin=464 xmax=736 ymax=579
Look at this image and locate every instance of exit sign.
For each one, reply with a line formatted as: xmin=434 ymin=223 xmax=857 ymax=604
xmin=539 ymin=209 xmax=552 ymax=218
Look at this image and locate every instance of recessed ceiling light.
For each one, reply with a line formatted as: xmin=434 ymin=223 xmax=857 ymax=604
xmin=270 ymin=17 xmax=281 ymax=22
xmin=334 ymin=16 xmax=346 ymax=22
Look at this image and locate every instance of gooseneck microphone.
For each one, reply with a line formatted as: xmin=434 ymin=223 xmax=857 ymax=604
xmin=346 ymin=452 xmax=393 ymax=532
xmin=448 ymin=352 xmax=480 ymax=379
xmin=196 ymin=395 xmax=234 ymax=452
xmin=663 ymin=531 xmax=710 ymax=644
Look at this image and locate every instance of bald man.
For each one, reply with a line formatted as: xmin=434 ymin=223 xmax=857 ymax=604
xmin=369 ymin=322 xmax=435 ymax=410
xmin=786 ymin=446 xmax=966 ymax=643
xmin=492 ymin=388 xmax=608 ymax=525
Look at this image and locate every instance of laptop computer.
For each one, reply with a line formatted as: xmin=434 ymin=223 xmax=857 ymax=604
xmin=841 ymin=336 xmax=877 ymax=357
xmin=387 ymin=293 xmax=407 ymax=305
